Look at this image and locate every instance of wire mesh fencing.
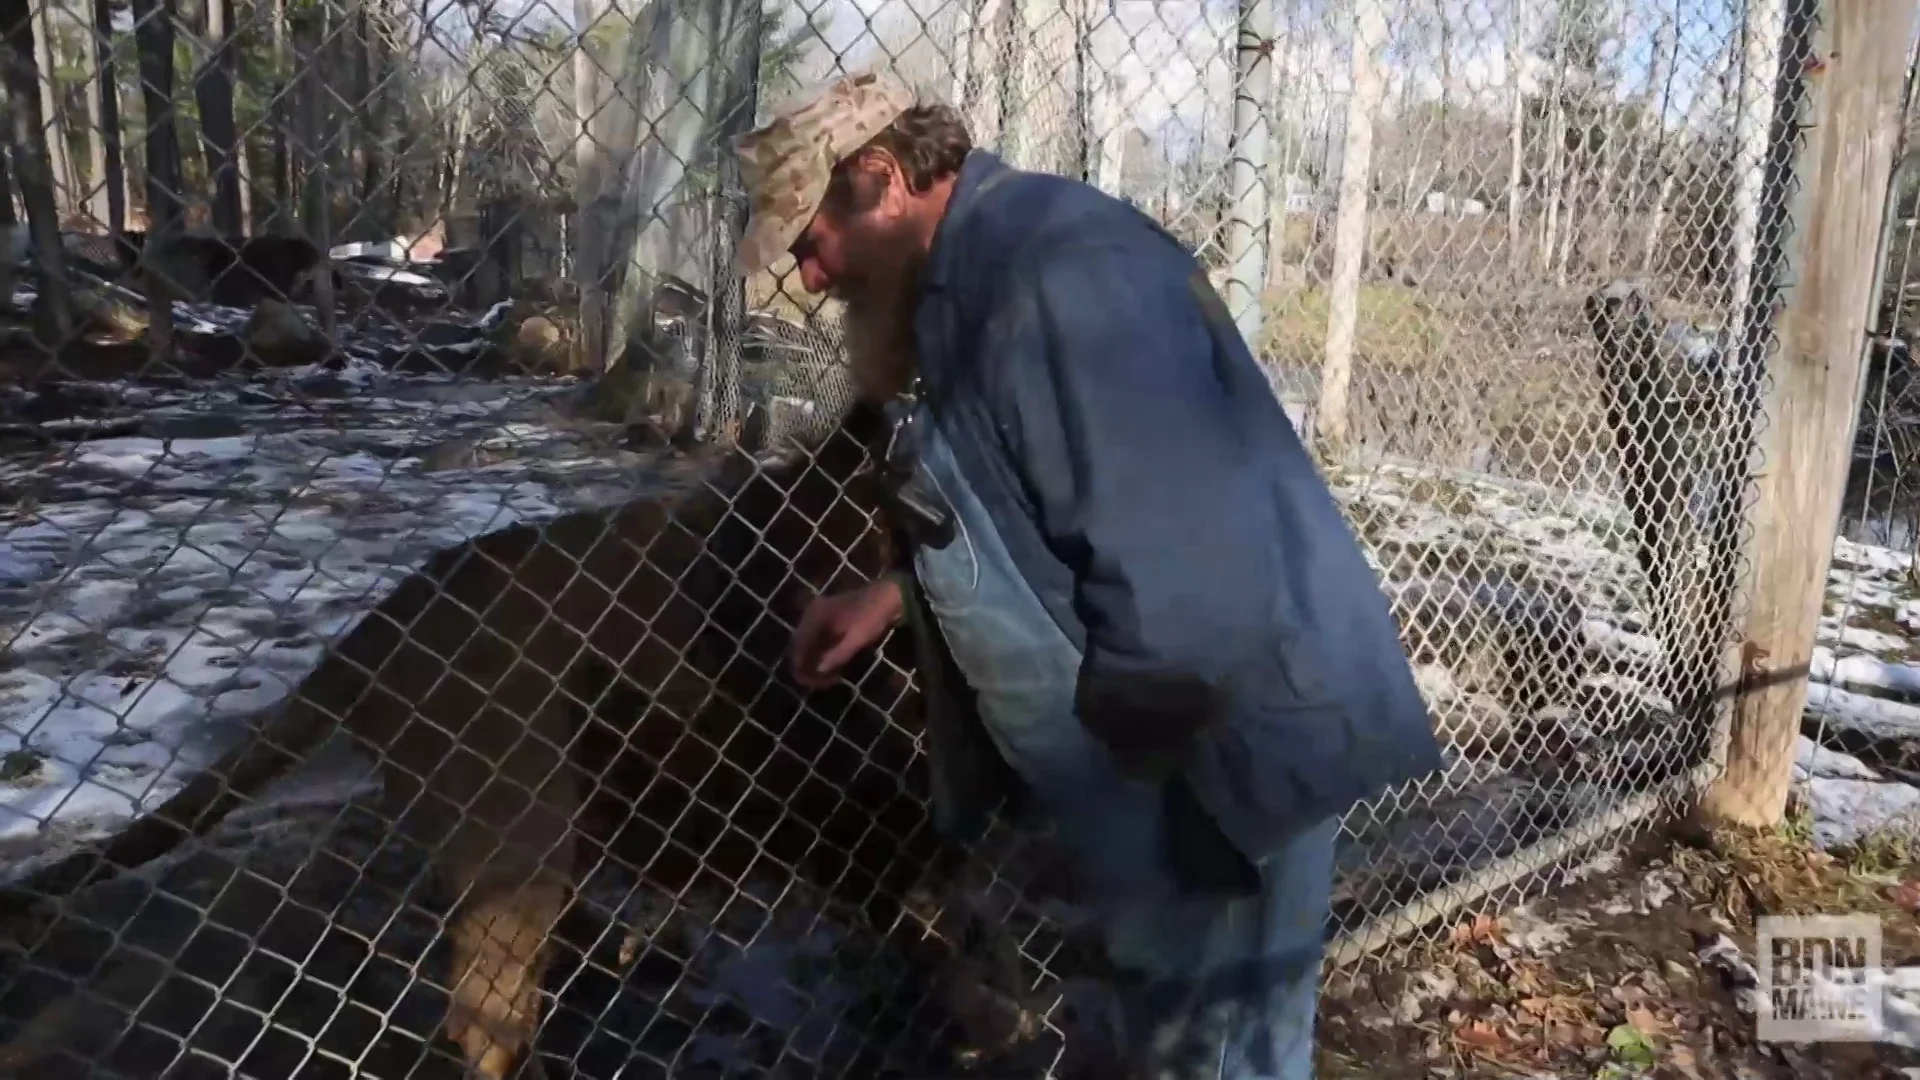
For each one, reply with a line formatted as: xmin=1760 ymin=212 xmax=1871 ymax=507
xmin=0 ymin=0 xmax=1851 ymax=1073
xmin=1820 ymin=92 xmax=1920 ymax=839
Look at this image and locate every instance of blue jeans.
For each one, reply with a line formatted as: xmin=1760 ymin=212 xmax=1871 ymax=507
xmin=910 ymin=414 xmax=1332 ymax=1079
xmin=1097 ymin=816 xmax=1337 ymax=1080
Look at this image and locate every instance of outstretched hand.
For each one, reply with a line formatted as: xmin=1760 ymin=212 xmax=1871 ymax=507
xmin=789 ymin=578 xmax=906 ymax=691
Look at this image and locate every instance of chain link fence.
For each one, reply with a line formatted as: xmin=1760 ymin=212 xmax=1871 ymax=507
xmin=0 ymin=0 xmax=1853 ymax=1072
xmin=1821 ymin=59 xmax=1920 ymax=840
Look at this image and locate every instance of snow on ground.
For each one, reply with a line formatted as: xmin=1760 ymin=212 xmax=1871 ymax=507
xmin=6 ymin=396 xmax=1920 ymax=1073
xmin=1323 ymin=459 xmax=1920 ymax=857
xmin=2 ymin=401 xmax=1917 ymax=888
xmin=0 ymin=369 xmax=688 ymax=864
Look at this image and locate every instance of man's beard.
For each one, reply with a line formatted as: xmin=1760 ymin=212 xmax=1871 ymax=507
xmin=834 ymin=241 xmax=925 ymax=405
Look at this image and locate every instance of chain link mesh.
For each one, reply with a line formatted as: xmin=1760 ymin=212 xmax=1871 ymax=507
xmin=0 ymin=0 xmax=1850 ymax=1072
xmin=1822 ymin=62 xmax=1920 ymax=835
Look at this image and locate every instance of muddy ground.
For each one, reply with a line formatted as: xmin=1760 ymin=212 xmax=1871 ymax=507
xmin=1316 ymin=824 xmax=1920 ymax=1079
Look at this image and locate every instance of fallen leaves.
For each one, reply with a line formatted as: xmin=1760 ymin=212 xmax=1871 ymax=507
xmin=1507 ymin=958 xmax=1551 ymax=997
xmin=1321 ymin=835 xmax=1920 ymax=1078
xmin=1514 ymin=992 xmax=1593 ymax=1029
xmin=1448 ymin=912 xmax=1501 ymax=948
xmin=1666 ymin=1042 xmax=1706 ymax=1080
xmin=1451 ymin=1020 xmax=1506 ymax=1052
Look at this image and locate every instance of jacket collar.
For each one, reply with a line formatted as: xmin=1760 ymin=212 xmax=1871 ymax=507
xmin=921 ymin=149 xmax=1011 ymax=294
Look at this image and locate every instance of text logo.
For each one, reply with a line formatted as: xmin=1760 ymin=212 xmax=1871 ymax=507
xmin=1756 ymin=914 xmax=1884 ymax=1042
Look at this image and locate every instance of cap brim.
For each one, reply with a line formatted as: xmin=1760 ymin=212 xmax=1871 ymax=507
xmin=737 ymin=212 xmax=802 ymax=278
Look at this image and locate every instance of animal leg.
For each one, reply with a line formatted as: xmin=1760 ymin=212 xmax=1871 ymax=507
xmin=445 ymin=874 xmax=570 ymax=1079
xmin=429 ymin=706 xmax=580 ymax=1080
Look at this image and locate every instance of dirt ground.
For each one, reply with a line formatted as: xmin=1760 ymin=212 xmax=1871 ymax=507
xmin=1314 ymin=824 xmax=1920 ymax=1080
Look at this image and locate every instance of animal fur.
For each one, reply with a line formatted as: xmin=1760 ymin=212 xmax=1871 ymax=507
xmin=1385 ymin=565 xmax=1590 ymax=763
xmin=0 ymin=405 xmax=969 ymax=1077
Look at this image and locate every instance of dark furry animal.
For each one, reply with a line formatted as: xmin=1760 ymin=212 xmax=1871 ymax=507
xmin=0 ymin=404 xmax=953 ymax=1078
xmin=64 ymin=231 xmax=322 ymax=309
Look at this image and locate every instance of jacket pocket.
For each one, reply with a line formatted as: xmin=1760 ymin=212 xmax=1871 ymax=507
xmin=1185 ymin=702 xmax=1358 ymax=863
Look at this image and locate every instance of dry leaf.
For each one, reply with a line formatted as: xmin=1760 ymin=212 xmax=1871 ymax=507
xmin=1453 ymin=1020 xmax=1507 ymax=1052
xmin=1625 ymin=1005 xmax=1670 ymax=1037
xmin=1449 ymin=912 xmax=1501 ymax=947
xmin=1518 ymin=996 xmax=1554 ymax=1017
xmin=1511 ymin=961 xmax=1548 ymax=996
xmin=1891 ymin=879 xmax=1920 ymax=913
xmin=1668 ymin=1042 xmax=1705 ymax=1080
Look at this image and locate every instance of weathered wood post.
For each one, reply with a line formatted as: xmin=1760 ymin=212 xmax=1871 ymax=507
xmin=1700 ymin=0 xmax=1919 ymax=827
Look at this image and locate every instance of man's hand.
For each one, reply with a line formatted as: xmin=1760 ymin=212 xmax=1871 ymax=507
xmin=789 ymin=577 xmax=906 ymax=691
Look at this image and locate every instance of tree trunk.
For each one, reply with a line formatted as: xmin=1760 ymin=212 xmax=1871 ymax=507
xmin=1505 ymin=0 xmax=1527 ymax=276
xmin=1726 ymin=0 xmax=1787 ymax=317
xmin=129 ymin=0 xmax=182 ymax=362
xmin=318 ymin=3 xmax=347 ymax=238
xmin=1221 ymin=0 xmax=1273 ymax=347
xmin=1631 ymin=1 xmax=1679 ymax=273
xmin=30 ymin=0 xmax=74 ymax=221
xmin=294 ymin=12 xmax=334 ymax=335
xmin=193 ymin=0 xmax=242 ymax=235
xmin=1000 ymin=0 xmax=1085 ymax=176
xmin=1539 ymin=71 xmax=1566 ymax=274
xmin=355 ymin=6 xmax=392 ymax=238
xmin=268 ymin=0 xmax=291 ymax=232
xmin=599 ymin=0 xmax=761 ymax=410
xmin=1318 ymin=0 xmax=1386 ymax=448
xmin=958 ymin=0 xmax=1012 ymax=150
xmin=0 ymin=0 xmax=73 ymax=344
xmin=574 ymin=0 xmax=610 ymax=369
xmin=0 ymin=88 xmax=17 ymax=311
xmin=84 ymin=0 xmax=125 ymax=237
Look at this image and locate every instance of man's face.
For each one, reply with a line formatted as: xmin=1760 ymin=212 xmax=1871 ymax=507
xmin=787 ymin=154 xmax=923 ymax=302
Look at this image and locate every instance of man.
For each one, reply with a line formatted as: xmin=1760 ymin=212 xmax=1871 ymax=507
xmin=735 ymin=70 xmax=1444 ymax=1079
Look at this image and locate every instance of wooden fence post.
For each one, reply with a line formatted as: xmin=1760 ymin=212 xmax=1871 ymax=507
xmin=1700 ymin=0 xmax=1919 ymax=827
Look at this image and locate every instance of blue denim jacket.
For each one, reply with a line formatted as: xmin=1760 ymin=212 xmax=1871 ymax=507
xmin=898 ymin=151 xmax=1445 ymax=865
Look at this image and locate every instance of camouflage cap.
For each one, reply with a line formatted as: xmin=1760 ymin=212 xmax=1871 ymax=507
xmin=734 ymin=70 xmax=917 ymax=277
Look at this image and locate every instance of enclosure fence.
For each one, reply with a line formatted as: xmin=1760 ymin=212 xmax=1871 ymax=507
xmin=0 ymin=0 xmax=1847 ymax=1072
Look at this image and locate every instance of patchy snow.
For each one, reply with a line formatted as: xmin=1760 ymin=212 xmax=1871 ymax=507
xmin=1329 ymin=459 xmax=1920 ymax=863
xmin=0 ymin=370 xmax=686 ymax=863
xmin=2 ymin=417 xmax=1915 ymax=903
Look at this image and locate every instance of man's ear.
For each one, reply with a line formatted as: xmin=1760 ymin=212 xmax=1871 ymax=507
xmin=855 ymin=148 xmax=911 ymax=215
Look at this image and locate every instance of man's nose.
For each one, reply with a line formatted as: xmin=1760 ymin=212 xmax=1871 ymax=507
xmin=797 ymin=257 xmax=831 ymax=296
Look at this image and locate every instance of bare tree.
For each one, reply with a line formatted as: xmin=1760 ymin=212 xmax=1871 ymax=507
xmin=1320 ymin=0 xmax=1386 ymax=447
xmin=0 ymin=102 xmax=17 ymax=308
xmin=1002 ymin=0 xmax=1088 ymax=177
xmin=31 ymin=0 xmax=76 ymax=219
xmin=193 ymin=0 xmax=244 ymax=234
xmin=131 ymin=0 xmax=184 ymax=361
xmin=267 ymin=0 xmax=292 ymax=231
xmin=573 ymin=0 xmax=613 ymax=369
xmin=1636 ymin=0 xmax=1682 ymax=274
xmin=84 ymin=0 xmax=126 ymax=236
xmin=293 ymin=4 xmax=335 ymax=332
xmin=0 ymin=0 xmax=73 ymax=344
xmin=1505 ymin=0 xmax=1528 ymax=275
xmin=355 ymin=2 xmax=395 ymax=238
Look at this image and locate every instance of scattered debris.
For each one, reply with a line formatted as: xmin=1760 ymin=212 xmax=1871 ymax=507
xmin=1320 ymin=827 xmax=1920 ymax=1078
